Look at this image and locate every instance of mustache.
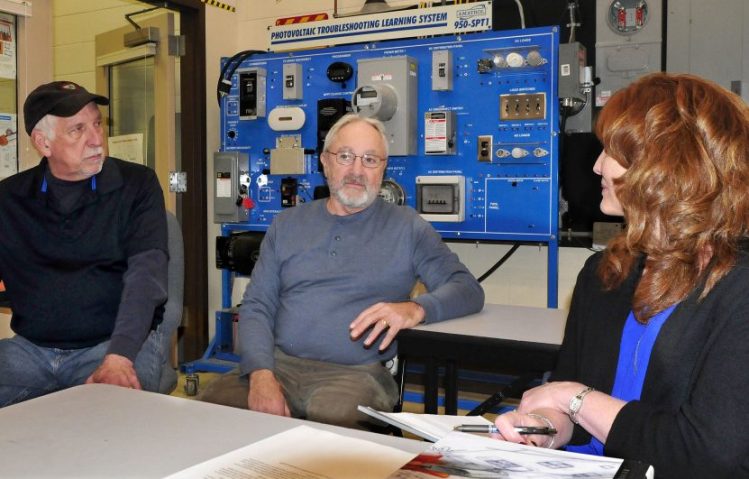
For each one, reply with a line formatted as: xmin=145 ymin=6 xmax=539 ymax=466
xmin=342 ymin=174 xmax=366 ymax=186
xmin=85 ymin=147 xmax=104 ymax=156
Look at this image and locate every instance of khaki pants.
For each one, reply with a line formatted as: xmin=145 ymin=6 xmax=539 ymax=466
xmin=199 ymin=348 xmax=399 ymax=430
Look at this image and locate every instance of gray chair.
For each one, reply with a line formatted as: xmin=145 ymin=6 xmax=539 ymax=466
xmin=157 ymin=211 xmax=184 ymax=394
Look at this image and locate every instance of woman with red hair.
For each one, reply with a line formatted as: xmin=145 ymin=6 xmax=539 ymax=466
xmin=495 ymin=73 xmax=749 ymax=478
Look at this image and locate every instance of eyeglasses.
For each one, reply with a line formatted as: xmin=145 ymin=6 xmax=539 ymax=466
xmin=326 ymin=150 xmax=385 ymax=168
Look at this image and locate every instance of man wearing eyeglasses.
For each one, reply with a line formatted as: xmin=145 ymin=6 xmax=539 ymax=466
xmin=0 ymin=82 xmax=168 ymax=407
xmin=201 ymin=114 xmax=484 ymax=429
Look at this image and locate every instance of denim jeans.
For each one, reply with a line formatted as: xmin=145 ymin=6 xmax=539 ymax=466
xmin=0 ymin=328 xmax=165 ymax=407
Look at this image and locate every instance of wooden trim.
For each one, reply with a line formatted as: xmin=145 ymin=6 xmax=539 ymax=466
xmin=167 ymin=0 xmax=209 ymax=361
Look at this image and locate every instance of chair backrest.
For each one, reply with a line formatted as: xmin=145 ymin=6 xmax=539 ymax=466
xmin=158 ymin=211 xmax=184 ymax=393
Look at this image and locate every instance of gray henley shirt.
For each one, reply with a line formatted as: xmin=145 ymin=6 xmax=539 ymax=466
xmin=238 ymin=197 xmax=484 ymax=375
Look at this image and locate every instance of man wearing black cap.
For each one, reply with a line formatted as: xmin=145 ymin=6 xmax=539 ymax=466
xmin=0 ymin=81 xmax=169 ymax=406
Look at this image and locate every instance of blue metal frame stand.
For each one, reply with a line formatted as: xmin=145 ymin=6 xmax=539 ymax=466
xmin=181 ymin=309 xmax=240 ymax=374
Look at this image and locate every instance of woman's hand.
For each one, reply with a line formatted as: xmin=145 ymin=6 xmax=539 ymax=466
xmin=496 ymin=381 xmax=626 ymax=447
xmin=494 ymin=408 xmax=572 ymax=449
xmin=515 ymin=381 xmax=588 ymax=415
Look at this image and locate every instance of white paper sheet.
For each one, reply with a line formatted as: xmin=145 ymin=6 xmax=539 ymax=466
xmin=358 ymin=406 xmax=494 ymax=442
xmin=164 ymin=425 xmax=417 ymax=479
xmin=108 ymin=133 xmax=144 ymax=165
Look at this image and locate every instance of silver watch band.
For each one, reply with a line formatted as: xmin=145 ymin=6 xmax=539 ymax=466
xmin=569 ymin=386 xmax=595 ymax=424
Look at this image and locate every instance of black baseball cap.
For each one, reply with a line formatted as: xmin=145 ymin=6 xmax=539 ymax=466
xmin=23 ymin=81 xmax=109 ymax=135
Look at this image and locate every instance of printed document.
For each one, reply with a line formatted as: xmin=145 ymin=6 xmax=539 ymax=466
xmin=390 ymin=431 xmax=653 ymax=478
xmin=164 ymin=425 xmax=417 ymax=479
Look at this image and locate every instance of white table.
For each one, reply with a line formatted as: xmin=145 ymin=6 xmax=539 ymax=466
xmin=396 ymin=303 xmax=567 ymax=414
xmin=0 ymin=384 xmax=426 ymax=478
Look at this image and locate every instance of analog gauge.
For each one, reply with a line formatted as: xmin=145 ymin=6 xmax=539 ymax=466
xmin=379 ymin=179 xmax=405 ymax=205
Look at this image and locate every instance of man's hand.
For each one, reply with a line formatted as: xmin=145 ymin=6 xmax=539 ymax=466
xmin=248 ymin=369 xmax=291 ymax=417
xmin=85 ymin=353 xmax=141 ymax=389
xmin=349 ymin=301 xmax=426 ymax=351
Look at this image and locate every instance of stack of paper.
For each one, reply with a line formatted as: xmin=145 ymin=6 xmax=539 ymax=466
xmin=390 ymin=431 xmax=654 ymax=478
xmin=357 ymin=407 xmax=653 ymax=479
xmin=165 ymin=413 xmax=653 ymax=479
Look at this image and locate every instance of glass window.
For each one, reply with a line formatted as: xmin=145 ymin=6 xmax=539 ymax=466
xmin=109 ymin=56 xmax=155 ymax=169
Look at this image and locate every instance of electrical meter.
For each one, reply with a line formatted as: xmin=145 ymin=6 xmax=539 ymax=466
xmin=607 ymin=0 xmax=649 ymax=35
xmin=351 ymin=84 xmax=398 ymax=121
xmin=379 ymin=179 xmax=405 ymax=205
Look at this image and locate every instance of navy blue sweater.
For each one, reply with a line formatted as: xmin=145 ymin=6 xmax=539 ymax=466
xmin=0 ymin=157 xmax=167 ymax=360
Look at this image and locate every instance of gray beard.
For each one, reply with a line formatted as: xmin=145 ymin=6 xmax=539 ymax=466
xmin=332 ymin=185 xmax=377 ymax=209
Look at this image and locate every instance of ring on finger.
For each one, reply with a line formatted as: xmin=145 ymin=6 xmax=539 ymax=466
xmin=381 ymin=319 xmax=390 ymax=328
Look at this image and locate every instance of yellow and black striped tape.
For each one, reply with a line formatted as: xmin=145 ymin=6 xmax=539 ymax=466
xmin=201 ymin=0 xmax=236 ymax=13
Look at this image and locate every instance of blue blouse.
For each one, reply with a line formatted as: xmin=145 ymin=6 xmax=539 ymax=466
xmin=565 ymin=304 xmax=677 ymax=456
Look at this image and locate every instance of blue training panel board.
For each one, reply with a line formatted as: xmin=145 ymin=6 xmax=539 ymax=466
xmin=219 ymin=26 xmax=559 ymax=243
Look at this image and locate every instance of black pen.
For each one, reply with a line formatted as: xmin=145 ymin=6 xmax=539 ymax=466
xmin=454 ymin=424 xmax=557 ymax=435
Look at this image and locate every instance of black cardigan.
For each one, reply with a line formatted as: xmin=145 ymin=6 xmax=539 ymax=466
xmin=552 ymin=252 xmax=749 ymax=478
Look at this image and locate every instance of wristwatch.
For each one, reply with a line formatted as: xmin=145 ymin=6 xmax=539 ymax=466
xmin=569 ymin=386 xmax=595 ymax=424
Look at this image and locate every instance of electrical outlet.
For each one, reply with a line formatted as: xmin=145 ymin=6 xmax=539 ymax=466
xmin=500 ymin=93 xmax=546 ymax=120
xmin=477 ymin=135 xmax=493 ymax=162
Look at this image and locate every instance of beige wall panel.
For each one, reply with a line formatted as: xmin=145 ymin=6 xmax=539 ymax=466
xmin=55 ymin=71 xmax=97 ymax=92
xmin=206 ymin=5 xmax=241 ymax=330
xmin=236 ymin=18 xmax=271 ymax=50
xmin=52 ymin=1 xmax=170 ymax=89
xmin=238 ymin=0 xmax=423 ymax=20
xmin=53 ymin=43 xmax=96 ymax=80
xmin=52 ymin=0 xmax=142 ymax=17
xmin=18 ymin=0 xmax=53 ymax=172
xmin=54 ymin=7 xmax=140 ymax=45
xmin=238 ymin=0 xmax=329 ymax=20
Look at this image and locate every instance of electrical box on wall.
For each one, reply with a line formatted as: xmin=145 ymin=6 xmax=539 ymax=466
xmin=424 ymin=110 xmax=456 ymax=155
xmin=282 ymin=63 xmax=303 ymax=100
xmin=352 ymin=56 xmax=418 ymax=156
xmin=213 ymin=151 xmax=248 ymax=223
xmin=218 ymin=26 xmax=559 ymax=244
xmin=595 ymin=0 xmax=662 ymax=106
xmin=559 ymin=42 xmax=593 ymax=133
xmin=416 ymin=175 xmax=465 ymax=222
xmin=238 ymin=67 xmax=267 ymax=119
xmin=431 ymin=49 xmax=453 ymax=91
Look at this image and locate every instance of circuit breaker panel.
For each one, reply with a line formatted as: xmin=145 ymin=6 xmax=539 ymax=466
xmin=218 ymin=26 xmax=559 ymax=243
